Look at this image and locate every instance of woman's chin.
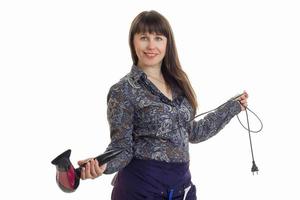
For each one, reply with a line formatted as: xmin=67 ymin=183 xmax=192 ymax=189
xmin=140 ymin=60 xmax=162 ymax=67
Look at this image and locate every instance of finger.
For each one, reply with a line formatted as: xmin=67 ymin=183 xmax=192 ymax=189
xmin=78 ymin=158 xmax=92 ymax=166
xmin=240 ymin=99 xmax=247 ymax=104
xmin=242 ymin=103 xmax=248 ymax=108
xmin=81 ymin=167 xmax=86 ymax=180
xmin=238 ymin=94 xmax=246 ymax=101
xmin=78 ymin=160 xmax=84 ymax=166
xmin=94 ymin=159 xmax=102 ymax=176
xmin=100 ymin=163 xmax=107 ymax=173
xmin=240 ymin=104 xmax=246 ymax=111
xmin=85 ymin=162 xmax=92 ymax=179
xmin=238 ymin=101 xmax=246 ymax=109
xmin=240 ymin=93 xmax=248 ymax=100
xmin=90 ymin=159 xmax=97 ymax=178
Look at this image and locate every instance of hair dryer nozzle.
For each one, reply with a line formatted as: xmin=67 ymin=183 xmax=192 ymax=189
xmin=51 ymin=149 xmax=80 ymax=192
xmin=51 ymin=149 xmax=71 ymax=168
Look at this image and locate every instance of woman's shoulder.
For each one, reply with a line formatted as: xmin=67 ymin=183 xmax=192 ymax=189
xmin=107 ymin=73 xmax=134 ymax=101
xmin=109 ymin=73 xmax=133 ymax=91
xmin=107 ymin=65 xmax=144 ymax=102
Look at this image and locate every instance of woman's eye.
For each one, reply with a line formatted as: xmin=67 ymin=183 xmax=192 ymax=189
xmin=155 ymin=37 xmax=163 ymax=41
xmin=140 ymin=36 xmax=148 ymax=41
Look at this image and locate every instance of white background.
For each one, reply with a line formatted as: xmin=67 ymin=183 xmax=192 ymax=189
xmin=1 ymin=0 xmax=299 ymax=199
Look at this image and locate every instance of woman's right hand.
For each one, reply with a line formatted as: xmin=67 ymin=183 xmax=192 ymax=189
xmin=237 ymin=90 xmax=249 ymax=111
xmin=77 ymin=158 xmax=107 ymax=180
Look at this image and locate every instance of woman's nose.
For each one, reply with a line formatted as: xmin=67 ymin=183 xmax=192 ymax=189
xmin=146 ymin=39 xmax=156 ymax=49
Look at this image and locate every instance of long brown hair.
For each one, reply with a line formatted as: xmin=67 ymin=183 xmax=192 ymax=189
xmin=129 ymin=10 xmax=198 ymax=114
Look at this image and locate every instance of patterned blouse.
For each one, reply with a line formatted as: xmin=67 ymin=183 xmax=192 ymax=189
xmin=103 ymin=64 xmax=241 ymax=174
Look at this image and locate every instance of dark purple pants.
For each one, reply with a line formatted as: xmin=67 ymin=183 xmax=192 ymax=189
xmin=111 ymin=158 xmax=197 ymax=200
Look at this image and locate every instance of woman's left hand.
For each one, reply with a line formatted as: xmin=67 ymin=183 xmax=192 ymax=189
xmin=237 ymin=90 xmax=249 ymax=111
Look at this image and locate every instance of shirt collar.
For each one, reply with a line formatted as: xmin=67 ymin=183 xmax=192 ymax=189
xmin=128 ymin=64 xmax=147 ymax=83
xmin=128 ymin=64 xmax=184 ymax=102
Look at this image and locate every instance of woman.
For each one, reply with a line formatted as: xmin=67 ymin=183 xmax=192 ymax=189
xmin=78 ymin=10 xmax=248 ymax=199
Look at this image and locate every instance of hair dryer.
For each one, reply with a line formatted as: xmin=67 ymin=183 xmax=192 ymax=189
xmin=51 ymin=148 xmax=123 ymax=192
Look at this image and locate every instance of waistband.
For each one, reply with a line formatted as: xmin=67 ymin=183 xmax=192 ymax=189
xmin=112 ymin=158 xmax=193 ymax=198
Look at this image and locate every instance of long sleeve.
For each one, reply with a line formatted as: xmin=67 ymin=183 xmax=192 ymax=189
xmin=103 ymin=83 xmax=134 ymax=174
xmin=188 ymin=100 xmax=241 ymax=143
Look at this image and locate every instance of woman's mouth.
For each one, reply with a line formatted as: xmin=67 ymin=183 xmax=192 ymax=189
xmin=144 ymin=52 xmax=157 ymax=58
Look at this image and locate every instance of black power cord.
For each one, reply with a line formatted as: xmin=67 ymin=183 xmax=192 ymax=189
xmin=156 ymin=93 xmax=263 ymax=174
xmin=192 ymin=95 xmax=263 ymax=175
xmin=237 ymin=105 xmax=263 ymax=175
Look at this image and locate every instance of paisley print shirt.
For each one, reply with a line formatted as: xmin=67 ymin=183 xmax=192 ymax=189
xmin=103 ymin=65 xmax=241 ymax=174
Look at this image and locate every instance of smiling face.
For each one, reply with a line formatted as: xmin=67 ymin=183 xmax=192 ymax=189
xmin=133 ymin=32 xmax=167 ymax=68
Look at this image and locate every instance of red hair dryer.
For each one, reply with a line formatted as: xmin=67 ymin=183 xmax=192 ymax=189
xmin=51 ymin=148 xmax=122 ymax=192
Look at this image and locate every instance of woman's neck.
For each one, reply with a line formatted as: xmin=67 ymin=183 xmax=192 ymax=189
xmin=137 ymin=63 xmax=163 ymax=79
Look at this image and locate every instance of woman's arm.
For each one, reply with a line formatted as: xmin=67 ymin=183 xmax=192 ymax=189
xmin=102 ymin=83 xmax=135 ymax=174
xmin=77 ymin=82 xmax=134 ymax=178
xmin=188 ymin=99 xmax=242 ymax=143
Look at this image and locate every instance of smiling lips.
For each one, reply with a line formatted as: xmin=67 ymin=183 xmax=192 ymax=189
xmin=144 ymin=52 xmax=158 ymax=58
